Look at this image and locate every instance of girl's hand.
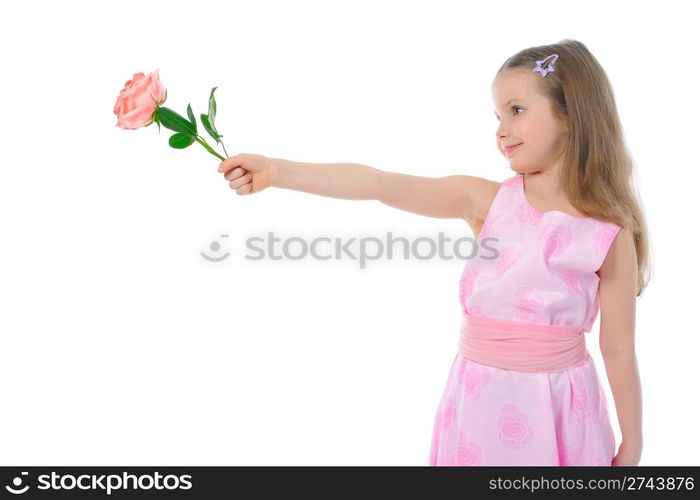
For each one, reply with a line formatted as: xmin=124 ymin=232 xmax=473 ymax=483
xmin=218 ymin=153 xmax=277 ymax=195
xmin=611 ymin=439 xmax=642 ymax=466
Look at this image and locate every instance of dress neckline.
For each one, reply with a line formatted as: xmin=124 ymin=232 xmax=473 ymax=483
xmin=519 ymin=174 xmax=596 ymax=221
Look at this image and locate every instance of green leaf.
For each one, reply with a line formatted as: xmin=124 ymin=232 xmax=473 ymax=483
xmin=168 ymin=132 xmax=196 ymax=149
xmin=208 ymin=87 xmax=218 ymax=123
xmin=186 ymin=103 xmax=197 ymax=134
xmin=158 ymin=106 xmax=197 ymax=135
xmin=200 ymin=114 xmax=220 ymax=142
xmin=206 ymin=87 xmax=221 ymax=143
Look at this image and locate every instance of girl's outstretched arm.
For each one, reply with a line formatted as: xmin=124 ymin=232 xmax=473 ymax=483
xmin=598 ymin=226 xmax=643 ymax=465
xmin=271 ymin=158 xmax=381 ymax=200
xmin=375 ymin=171 xmax=494 ymax=221
xmin=272 ymin=157 xmax=491 ymax=221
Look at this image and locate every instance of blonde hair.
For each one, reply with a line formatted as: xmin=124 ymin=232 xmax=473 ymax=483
xmin=494 ymin=39 xmax=652 ymax=297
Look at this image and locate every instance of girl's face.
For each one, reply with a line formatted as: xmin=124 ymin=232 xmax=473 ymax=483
xmin=491 ymin=70 xmax=569 ymax=175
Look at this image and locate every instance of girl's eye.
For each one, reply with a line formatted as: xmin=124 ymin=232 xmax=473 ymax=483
xmin=495 ymin=105 xmax=523 ymax=121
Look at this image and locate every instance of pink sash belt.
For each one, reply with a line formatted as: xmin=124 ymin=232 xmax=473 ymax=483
xmin=458 ymin=313 xmax=587 ymax=372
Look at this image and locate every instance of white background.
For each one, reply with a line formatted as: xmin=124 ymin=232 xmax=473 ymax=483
xmin=0 ymin=0 xmax=696 ymax=466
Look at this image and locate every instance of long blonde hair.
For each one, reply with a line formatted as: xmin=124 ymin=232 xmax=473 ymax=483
xmin=494 ymin=39 xmax=652 ymax=297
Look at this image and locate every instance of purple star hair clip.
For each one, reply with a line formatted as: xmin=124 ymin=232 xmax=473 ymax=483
xmin=533 ymin=53 xmax=559 ymax=77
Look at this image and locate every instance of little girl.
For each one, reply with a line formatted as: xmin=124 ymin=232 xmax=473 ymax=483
xmin=217 ymin=39 xmax=648 ymax=466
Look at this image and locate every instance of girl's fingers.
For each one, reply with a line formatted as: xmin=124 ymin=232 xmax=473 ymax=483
xmin=224 ymin=167 xmax=245 ymax=180
xmin=229 ymin=174 xmax=252 ymax=190
xmin=218 ymin=162 xmax=234 ymax=174
xmin=218 ymin=154 xmax=241 ymax=173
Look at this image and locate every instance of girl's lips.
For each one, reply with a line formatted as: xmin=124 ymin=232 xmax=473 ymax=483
xmin=505 ymin=143 xmax=523 ymax=155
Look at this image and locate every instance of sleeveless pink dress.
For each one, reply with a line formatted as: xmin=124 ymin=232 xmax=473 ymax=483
xmin=429 ymin=173 xmax=622 ymax=466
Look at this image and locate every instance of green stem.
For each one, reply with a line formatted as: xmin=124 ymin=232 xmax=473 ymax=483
xmin=195 ymin=136 xmax=225 ymax=161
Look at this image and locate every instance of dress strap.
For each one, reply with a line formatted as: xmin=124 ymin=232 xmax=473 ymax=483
xmin=474 ymin=175 xmax=522 ymax=240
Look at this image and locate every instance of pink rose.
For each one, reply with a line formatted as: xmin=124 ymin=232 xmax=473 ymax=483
xmin=542 ymin=224 xmax=572 ymax=259
xmin=454 ymin=432 xmax=483 ymax=465
xmin=114 ymin=69 xmax=167 ymax=130
xmin=497 ymin=403 xmax=534 ymax=451
xmin=440 ymin=397 xmax=456 ymax=430
xmin=458 ymin=360 xmax=491 ymax=401
xmin=571 ymin=373 xmax=592 ymax=422
xmin=513 ymin=286 xmax=547 ymax=323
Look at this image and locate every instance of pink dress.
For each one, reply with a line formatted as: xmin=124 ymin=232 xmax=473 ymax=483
xmin=429 ymin=173 xmax=622 ymax=466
